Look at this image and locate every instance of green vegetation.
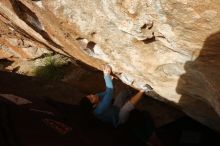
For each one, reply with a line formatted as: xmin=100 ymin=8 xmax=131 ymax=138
xmin=33 ymin=54 xmax=69 ymax=80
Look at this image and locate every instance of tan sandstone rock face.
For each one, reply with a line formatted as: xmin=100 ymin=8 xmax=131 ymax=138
xmin=44 ymin=0 xmax=220 ymax=131
xmin=0 ymin=22 xmax=49 ymax=60
xmin=0 ymin=0 xmax=220 ymax=131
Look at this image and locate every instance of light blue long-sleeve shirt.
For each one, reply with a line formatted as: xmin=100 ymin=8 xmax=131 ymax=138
xmin=93 ymin=75 xmax=119 ymax=126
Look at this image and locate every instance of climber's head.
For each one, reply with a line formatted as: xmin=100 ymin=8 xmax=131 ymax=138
xmin=86 ymin=94 xmax=100 ymax=106
xmin=80 ymin=94 xmax=99 ymax=112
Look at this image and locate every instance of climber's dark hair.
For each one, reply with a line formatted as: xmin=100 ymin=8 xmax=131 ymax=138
xmin=79 ymin=97 xmax=93 ymax=112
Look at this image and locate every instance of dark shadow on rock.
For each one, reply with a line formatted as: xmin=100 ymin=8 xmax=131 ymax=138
xmin=0 ymin=71 xmax=147 ymax=146
xmin=0 ymin=71 xmax=85 ymax=104
xmin=176 ymin=31 xmax=220 ymax=132
xmin=0 ymin=59 xmax=13 ymax=71
xmin=142 ymin=35 xmax=156 ymax=44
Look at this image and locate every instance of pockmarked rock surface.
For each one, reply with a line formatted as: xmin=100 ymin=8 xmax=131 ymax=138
xmin=0 ymin=0 xmax=220 ymax=131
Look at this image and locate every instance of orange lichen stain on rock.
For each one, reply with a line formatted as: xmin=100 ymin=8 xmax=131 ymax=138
xmin=20 ymin=0 xmax=104 ymax=69
xmin=0 ymin=38 xmax=29 ymax=59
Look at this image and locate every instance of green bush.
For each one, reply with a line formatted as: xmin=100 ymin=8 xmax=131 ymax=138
xmin=33 ymin=55 xmax=68 ymax=80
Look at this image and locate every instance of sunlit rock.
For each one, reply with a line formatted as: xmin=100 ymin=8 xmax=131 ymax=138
xmin=0 ymin=0 xmax=220 ymax=131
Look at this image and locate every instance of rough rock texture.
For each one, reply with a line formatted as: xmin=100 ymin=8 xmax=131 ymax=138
xmin=0 ymin=18 xmax=51 ymax=60
xmin=0 ymin=0 xmax=220 ymax=131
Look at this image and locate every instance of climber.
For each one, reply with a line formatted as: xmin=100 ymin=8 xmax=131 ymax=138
xmin=79 ymin=64 xmax=153 ymax=127
xmin=79 ymin=64 xmax=164 ymax=146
